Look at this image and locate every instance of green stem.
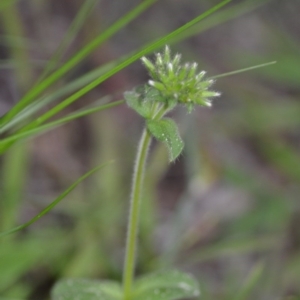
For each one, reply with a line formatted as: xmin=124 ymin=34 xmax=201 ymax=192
xmin=123 ymin=128 xmax=152 ymax=300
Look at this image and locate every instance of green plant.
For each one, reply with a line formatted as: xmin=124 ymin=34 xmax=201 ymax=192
xmin=51 ymin=45 xmax=215 ymax=300
xmin=50 ymin=42 xmax=274 ymax=299
xmin=0 ymin=0 xmax=279 ymax=299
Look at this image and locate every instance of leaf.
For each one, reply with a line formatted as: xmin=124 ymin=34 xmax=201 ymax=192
xmin=132 ymin=270 xmax=200 ymax=300
xmin=147 ymin=118 xmax=184 ymax=162
xmin=124 ymin=89 xmax=153 ymax=118
xmin=51 ymin=278 xmax=122 ymax=300
xmin=125 ymin=85 xmax=165 ymax=118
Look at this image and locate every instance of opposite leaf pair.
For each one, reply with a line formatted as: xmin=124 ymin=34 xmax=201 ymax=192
xmin=51 ymin=270 xmax=200 ymax=300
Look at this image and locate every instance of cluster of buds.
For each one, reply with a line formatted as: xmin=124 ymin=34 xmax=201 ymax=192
xmin=141 ymin=46 xmax=220 ymax=112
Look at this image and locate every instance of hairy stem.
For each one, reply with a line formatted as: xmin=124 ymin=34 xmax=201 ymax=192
xmin=123 ymin=128 xmax=152 ymax=300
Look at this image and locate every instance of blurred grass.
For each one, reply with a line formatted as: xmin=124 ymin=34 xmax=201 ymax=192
xmin=0 ymin=142 xmax=30 ymax=231
xmin=1 ymin=0 xmax=300 ymax=299
xmin=37 ymin=0 xmax=99 ymax=82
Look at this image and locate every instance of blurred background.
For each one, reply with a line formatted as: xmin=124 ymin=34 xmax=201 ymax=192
xmin=1 ymin=0 xmax=300 ymax=299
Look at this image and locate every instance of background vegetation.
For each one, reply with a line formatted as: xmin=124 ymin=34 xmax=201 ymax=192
xmin=0 ymin=0 xmax=299 ymax=299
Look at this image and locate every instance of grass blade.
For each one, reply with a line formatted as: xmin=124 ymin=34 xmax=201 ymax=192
xmin=0 ymin=143 xmax=29 ymax=231
xmin=209 ymin=61 xmax=277 ymax=79
xmin=1 ymin=2 xmax=33 ymax=88
xmin=0 ymin=99 xmax=123 ymax=152
xmin=0 ymin=160 xmax=114 ymax=238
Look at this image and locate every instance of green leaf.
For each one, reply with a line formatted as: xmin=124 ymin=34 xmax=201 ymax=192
xmin=124 ymin=89 xmax=152 ymax=119
xmin=51 ymin=279 xmax=122 ymax=300
xmin=147 ymin=118 xmax=184 ymax=162
xmin=132 ymin=270 xmax=200 ymax=300
xmin=125 ymin=86 xmax=164 ymax=118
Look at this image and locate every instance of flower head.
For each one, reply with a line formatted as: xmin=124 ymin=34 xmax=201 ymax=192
xmin=141 ymin=46 xmax=220 ymax=112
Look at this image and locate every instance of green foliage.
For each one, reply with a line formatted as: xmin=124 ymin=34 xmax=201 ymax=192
xmin=0 ymin=1 xmax=233 ymax=297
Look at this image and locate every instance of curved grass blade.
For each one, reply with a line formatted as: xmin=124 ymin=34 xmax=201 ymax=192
xmin=0 ymin=99 xmax=124 ymax=153
xmin=0 ymin=0 xmax=158 ymax=127
xmin=0 ymin=160 xmax=114 ymax=238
